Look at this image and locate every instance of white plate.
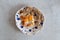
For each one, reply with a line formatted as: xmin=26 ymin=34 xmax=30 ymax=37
xmin=15 ymin=6 xmax=44 ymax=35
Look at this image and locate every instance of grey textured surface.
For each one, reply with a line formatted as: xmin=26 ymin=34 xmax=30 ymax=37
xmin=0 ymin=0 xmax=60 ymax=40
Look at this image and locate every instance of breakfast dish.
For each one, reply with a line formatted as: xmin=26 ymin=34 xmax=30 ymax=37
xmin=15 ymin=6 xmax=44 ymax=35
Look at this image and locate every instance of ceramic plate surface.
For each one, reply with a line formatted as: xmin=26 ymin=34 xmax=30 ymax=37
xmin=15 ymin=6 xmax=44 ymax=35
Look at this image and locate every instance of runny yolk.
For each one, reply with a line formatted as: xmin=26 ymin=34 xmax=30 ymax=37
xmin=20 ymin=15 xmax=34 ymax=27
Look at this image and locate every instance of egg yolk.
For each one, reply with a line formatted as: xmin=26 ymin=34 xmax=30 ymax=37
xmin=20 ymin=15 xmax=34 ymax=27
